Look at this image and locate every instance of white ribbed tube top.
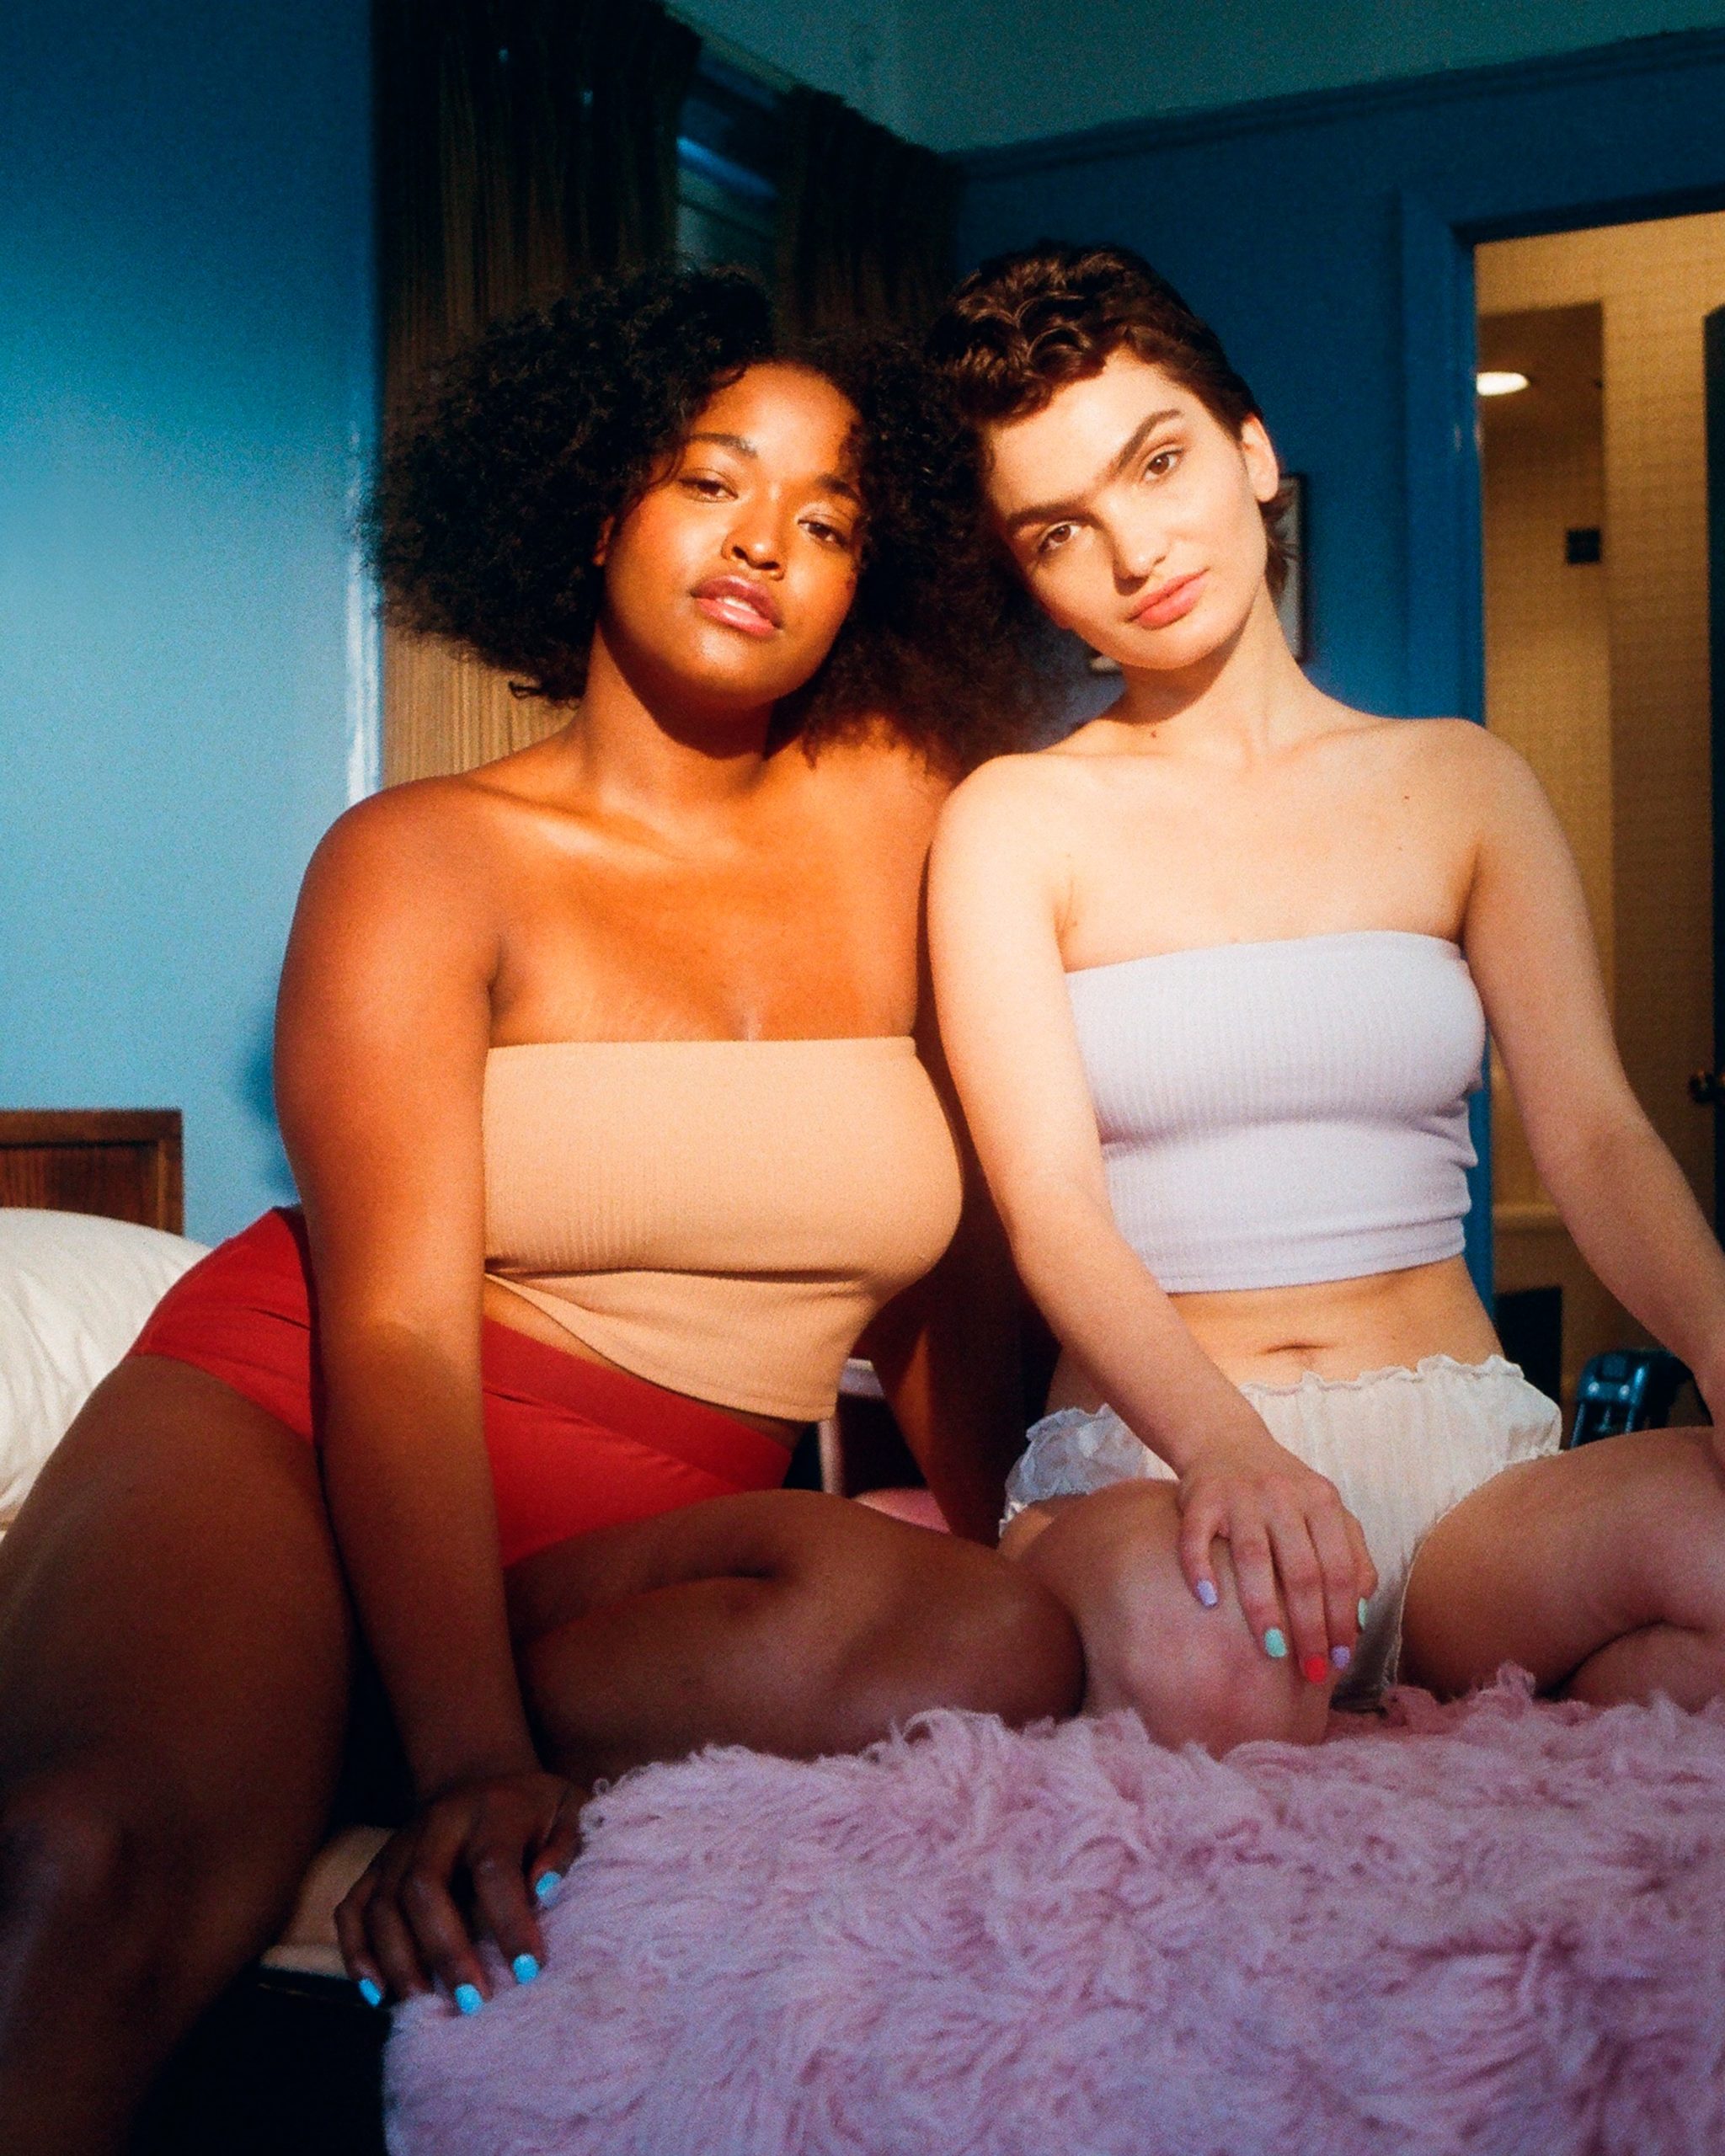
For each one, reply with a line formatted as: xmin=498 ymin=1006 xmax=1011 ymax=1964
xmin=1066 ymin=931 xmax=1484 ymax=1292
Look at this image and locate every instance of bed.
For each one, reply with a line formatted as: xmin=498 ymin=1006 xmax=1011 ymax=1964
xmin=5 ymin=1115 xmax=1725 ymax=2156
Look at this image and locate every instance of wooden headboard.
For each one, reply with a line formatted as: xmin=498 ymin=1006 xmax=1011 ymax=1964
xmin=0 ymin=1111 xmax=183 ymax=1234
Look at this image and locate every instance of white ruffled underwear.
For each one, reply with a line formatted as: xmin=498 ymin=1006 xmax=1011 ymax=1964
xmin=1005 ymin=1355 xmax=1562 ymax=1702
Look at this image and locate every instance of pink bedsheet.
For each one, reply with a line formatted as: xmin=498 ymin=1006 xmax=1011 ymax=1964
xmin=387 ymin=1673 xmax=1725 ymax=2155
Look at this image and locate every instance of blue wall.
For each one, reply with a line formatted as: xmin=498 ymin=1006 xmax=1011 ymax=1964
xmin=0 ymin=2 xmax=376 ymax=1241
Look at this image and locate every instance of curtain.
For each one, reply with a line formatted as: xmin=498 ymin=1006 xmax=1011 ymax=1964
xmin=775 ymin=89 xmax=959 ymax=339
xmin=376 ymin=0 xmax=700 ymax=781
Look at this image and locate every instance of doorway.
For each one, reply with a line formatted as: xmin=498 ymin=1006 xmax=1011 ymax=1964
xmin=1474 ymin=211 xmax=1725 ymax=1412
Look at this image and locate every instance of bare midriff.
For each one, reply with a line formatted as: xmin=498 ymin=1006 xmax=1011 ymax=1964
xmin=480 ymin=1276 xmax=803 ymax=1448
xmin=1044 ymin=1254 xmax=1503 ymax=1413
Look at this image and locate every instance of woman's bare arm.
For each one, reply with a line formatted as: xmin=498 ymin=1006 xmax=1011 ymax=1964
xmin=275 ymin=787 xmax=577 ymax=1999
xmin=814 ymin=740 xmax=1030 ymax=1544
xmin=1461 ymin=731 xmax=1725 ymax=1420
xmin=928 ymin=761 xmax=1260 ymax=1463
xmin=927 ymin=758 xmax=1371 ymax=1665
xmin=859 ymin=1137 xmax=1028 ymax=1545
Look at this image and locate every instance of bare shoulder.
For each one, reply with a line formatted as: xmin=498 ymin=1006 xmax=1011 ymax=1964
xmin=937 ymin=747 xmax=1090 ymax=848
xmin=1372 ymin=716 xmax=1548 ymax=831
xmin=302 ymin=771 xmax=521 ymax=896
xmin=290 ymin=775 xmax=517 ymax=977
xmin=1372 ymin=713 xmax=1527 ymax=784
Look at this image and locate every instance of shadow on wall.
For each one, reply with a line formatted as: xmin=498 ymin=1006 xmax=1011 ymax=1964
xmin=241 ymin=1008 xmax=295 ymax=1210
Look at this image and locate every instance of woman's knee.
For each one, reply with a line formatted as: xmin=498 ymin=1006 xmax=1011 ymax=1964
xmin=1015 ymin=1486 xmax=1327 ymax=1752
xmin=1103 ymin=1588 xmax=1327 ymax=1753
xmin=0 ymin=1769 xmax=188 ymax=2023
xmin=0 ymin=1762 xmax=305 ymax=2014
xmin=0 ymin=1772 xmax=136 ymax=1929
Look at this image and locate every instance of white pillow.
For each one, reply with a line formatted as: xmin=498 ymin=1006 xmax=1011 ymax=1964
xmin=0 ymin=1209 xmax=209 ymax=1524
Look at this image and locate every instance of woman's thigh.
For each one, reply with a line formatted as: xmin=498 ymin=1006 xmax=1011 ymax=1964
xmin=1401 ymin=1426 xmax=1725 ymax=1700
xmin=505 ymin=1486 xmax=1085 ymax=1781
xmin=0 ymin=1357 xmax=356 ymax=1961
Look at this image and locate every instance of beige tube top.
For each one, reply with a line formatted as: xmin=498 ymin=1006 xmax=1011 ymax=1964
xmin=482 ymin=1038 xmax=964 ymax=1422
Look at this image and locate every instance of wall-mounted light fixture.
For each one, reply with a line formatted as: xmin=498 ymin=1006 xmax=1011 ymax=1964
xmin=1477 ymin=370 xmax=1531 ymax=398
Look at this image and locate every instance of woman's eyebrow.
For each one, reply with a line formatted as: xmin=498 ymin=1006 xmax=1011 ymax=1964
xmin=684 ymin=430 xmax=861 ymax=503
xmin=1003 ymin=405 xmax=1183 ymax=533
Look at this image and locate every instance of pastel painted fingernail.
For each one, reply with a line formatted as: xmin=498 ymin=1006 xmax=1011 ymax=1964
xmin=1263 ymin=1626 xmax=1289 ymax=1660
xmin=1358 ymin=1598 xmax=1370 ymax=1629
xmin=1330 ymin=1643 xmax=1353 ymax=1672
xmin=357 ymin=1977 xmax=384 ymax=2009
xmin=1194 ymin=1577 xmax=1220 ymax=1609
xmin=454 ymin=1983 xmax=484 ymax=2017
xmin=512 ymin=1953 xmax=540 ymax=1985
xmin=532 ymin=1870 xmax=563 ymax=1908
xmin=1300 ymin=1652 xmax=1327 ymax=1684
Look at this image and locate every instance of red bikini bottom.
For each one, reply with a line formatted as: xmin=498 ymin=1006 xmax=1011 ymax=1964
xmin=128 ymin=1208 xmax=792 ymax=1569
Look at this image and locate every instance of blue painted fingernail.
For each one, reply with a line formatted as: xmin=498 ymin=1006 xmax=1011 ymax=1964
xmin=512 ymin=1953 xmax=540 ymax=1985
xmin=1263 ymin=1626 xmax=1289 ymax=1659
xmin=357 ymin=1977 xmax=383 ymax=2009
xmin=1358 ymin=1598 xmax=1370 ymax=1629
xmin=454 ymin=1983 xmax=483 ymax=2016
xmin=1194 ymin=1577 xmax=1220 ymax=1609
xmin=1330 ymin=1643 xmax=1353 ymax=1672
xmin=533 ymin=1870 xmax=563 ymax=1908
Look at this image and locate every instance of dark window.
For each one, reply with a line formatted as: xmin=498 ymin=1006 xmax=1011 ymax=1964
xmin=676 ymin=54 xmax=782 ymax=281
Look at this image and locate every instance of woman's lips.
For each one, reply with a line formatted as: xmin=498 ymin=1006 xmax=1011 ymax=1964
xmin=1130 ymin=569 xmax=1206 ymax=629
xmin=692 ymin=575 xmax=781 ymax=638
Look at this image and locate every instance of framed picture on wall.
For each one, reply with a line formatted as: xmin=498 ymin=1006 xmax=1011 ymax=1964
xmin=1087 ymin=472 xmax=1310 ymax=673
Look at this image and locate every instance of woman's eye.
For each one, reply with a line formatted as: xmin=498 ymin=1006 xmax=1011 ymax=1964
xmin=1143 ymin=448 xmax=1181 ymax=479
xmin=681 ymin=473 xmax=732 ymax=498
xmin=804 ymin=517 xmax=855 ymax=548
xmin=1034 ymin=522 xmax=1075 ymax=558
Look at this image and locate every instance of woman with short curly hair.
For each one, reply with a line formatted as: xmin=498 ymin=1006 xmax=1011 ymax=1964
xmin=926 ymin=238 xmax=1725 ymax=1756
xmin=0 ymin=264 xmax=1081 ymax=2152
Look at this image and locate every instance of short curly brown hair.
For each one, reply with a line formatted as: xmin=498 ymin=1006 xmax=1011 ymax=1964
xmin=375 ymin=264 xmax=1053 ymax=773
xmin=927 ymin=240 xmax=1290 ymax=600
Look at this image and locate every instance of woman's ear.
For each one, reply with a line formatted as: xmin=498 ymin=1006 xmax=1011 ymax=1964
xmin=1240 ymin=416 xmax=1281 ymax=506
xmin=592 ymin=516 xmax=613 ymax=568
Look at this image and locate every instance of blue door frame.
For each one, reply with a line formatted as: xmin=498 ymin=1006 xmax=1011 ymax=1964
xmin=1400 ymin=195 xmax=1492 ymax=1299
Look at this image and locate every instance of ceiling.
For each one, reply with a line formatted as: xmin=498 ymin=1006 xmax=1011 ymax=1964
xmin=674 ymin=0 xmax=1725 ymax=152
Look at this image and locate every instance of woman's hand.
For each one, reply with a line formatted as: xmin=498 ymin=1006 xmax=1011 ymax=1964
xmin=1177 ymin=1430 xmax=1378 ymax=1679
xmin=336 ymin=1769 xmax=586 ymax=2009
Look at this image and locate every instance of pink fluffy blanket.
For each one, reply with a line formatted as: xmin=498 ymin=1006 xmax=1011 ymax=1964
xmin=386 ymin=1675 xmax=1725 ymax=2155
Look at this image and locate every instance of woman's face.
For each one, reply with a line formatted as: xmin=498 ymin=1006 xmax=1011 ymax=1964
xmin=981 ymin=350 xmax=1280 ymax=674
xmin=597 ymin=361 xmax=863 ymax=713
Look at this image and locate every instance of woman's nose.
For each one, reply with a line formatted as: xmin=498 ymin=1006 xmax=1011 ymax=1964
xmin=727 ymin=514 xmax=784 ymax=573
xmin=1110 ymin=526 xmax=1167 ymax=587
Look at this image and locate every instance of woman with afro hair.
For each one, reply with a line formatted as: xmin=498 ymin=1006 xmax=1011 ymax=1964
xmin=0 ymin=264 xmax=1081 ymax=2148
xmin=926 ymin=239 xmax=1725 ymax=1758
